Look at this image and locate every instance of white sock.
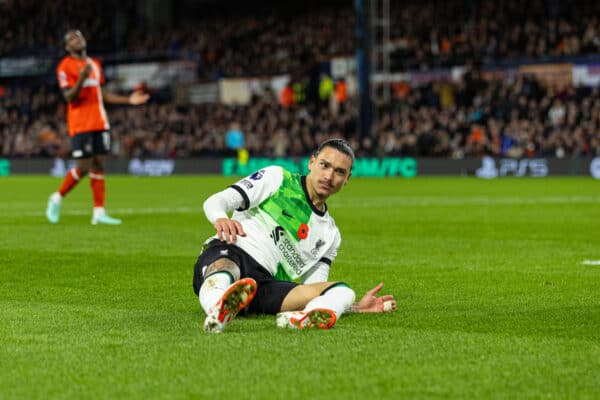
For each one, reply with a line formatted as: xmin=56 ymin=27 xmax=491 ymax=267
xmin=198 ymin=271 xmax=234 ymax=314
xmin=50 ymin=192 xmax=62 ymax=204
xmin=93 ymin=207 xmax=105 ymax=218
xmin=303 ymin=283 xmax=356 ymax=320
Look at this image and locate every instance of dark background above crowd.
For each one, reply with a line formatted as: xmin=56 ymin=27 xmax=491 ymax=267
xmin=2 ymin=0 xmax=600 ymax=74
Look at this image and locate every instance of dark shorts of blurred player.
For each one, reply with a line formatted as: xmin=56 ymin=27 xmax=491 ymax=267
xmin=70 ymin=130 xmax=111 ymax=158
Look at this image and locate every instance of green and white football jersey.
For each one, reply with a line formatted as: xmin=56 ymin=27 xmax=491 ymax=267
xmin=209 ymin=165 xmax=341 ymax=282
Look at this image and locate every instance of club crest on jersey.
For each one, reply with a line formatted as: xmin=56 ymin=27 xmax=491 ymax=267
xmin=250 ymin=170 xmax=265 ymax=180
xmin=311 ymin=239 xmax=326 ymax=256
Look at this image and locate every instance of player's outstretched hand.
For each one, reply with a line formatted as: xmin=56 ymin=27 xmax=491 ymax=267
xmin=356 ymin=282 xmax=396 ymax=313
xmin=214 ymin=217 xmax=246 ymax=244
xmin=128 ymin=90 xmax=150 ymax=105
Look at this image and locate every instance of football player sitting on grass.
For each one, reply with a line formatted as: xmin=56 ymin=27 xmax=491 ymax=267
xmin=193 ymin=139 xmax=396 ymax=333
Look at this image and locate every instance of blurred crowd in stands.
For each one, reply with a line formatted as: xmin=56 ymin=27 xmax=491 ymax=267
xmin=1 ymin=0 xmax=600 ymax=159
xmin=3 ymin=72 xmax=599 ymax=160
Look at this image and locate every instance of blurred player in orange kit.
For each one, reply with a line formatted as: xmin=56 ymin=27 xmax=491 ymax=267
xmin=46 ymin=30 xmax=149 ymax=225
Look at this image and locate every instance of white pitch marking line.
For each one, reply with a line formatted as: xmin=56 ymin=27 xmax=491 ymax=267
xmin=581 ymin=260 xmax=600 ymax=265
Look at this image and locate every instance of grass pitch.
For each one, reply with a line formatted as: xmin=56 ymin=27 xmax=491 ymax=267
xmin=1 ymin=175 xmax=599 ymax=399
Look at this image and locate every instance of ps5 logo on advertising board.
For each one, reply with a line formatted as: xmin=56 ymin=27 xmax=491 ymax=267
xmin=476 ymin=156 xmax=548 ymax=178
xmin=128 ymin=159 xmax=175 ymax=176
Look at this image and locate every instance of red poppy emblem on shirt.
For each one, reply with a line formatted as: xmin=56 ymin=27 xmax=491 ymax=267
xmin=297 ymin=223 xmax=309 ymax=240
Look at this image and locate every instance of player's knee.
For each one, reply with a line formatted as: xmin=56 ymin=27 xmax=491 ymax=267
xmin=91 ymin=159 xmax=104 ymax=172
xmin=322 ymin=282 xmax=356 ymax=305
xmin=204 ymin=258 xmax=241 ymax=281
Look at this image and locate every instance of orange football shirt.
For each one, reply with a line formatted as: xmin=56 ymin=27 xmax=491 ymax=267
xmin=56 ymin=56 xmax=110 ymax=136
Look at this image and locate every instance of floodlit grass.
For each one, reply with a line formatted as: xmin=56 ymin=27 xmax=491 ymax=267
xmin=1 ymin=175 xmax=599 ymax=399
